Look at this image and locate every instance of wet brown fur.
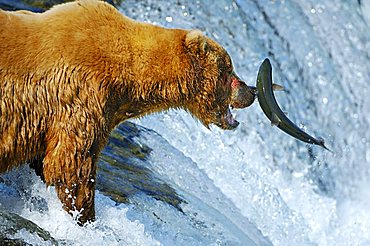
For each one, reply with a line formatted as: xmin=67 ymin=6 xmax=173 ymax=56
xmin=0 ymin=0 xmax=246 ymax=224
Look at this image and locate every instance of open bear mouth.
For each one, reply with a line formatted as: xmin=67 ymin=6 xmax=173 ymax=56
xmin=221 ymin=106 xmax=239 ymax=130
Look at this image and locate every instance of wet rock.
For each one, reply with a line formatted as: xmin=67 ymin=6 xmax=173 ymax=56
xmin=97 ymin=122 xmax=185 ymax=211
xmin=0 ymin=209 xmax=58 ymax=245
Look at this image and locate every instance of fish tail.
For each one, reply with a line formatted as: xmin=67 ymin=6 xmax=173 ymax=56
xmin=317 ymin=138 xmax=333 ymax=153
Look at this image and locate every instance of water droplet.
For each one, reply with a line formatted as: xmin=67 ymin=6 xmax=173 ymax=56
xmin=292 ymin=172 xmax=304 ymax=178
xmin=165 ymin=16 xmax=173 ymax=22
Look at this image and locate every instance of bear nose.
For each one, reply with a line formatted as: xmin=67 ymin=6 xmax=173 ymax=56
xmin=248 ymin=85 xmax=257 ymax=97
xmin=230 ymin=80 xmax=257 ymax=109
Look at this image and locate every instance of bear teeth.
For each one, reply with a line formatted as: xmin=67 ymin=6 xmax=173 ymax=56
xmin=226 ymin=107 xmax=239 ymax=128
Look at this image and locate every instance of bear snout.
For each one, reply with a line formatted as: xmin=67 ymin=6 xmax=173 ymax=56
xmin=230 ymin=77 xmax=256 ymax=109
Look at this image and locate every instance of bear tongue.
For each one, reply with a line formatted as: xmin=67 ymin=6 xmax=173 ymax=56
xmin=226 ymin=107 xmax=239 ymax=129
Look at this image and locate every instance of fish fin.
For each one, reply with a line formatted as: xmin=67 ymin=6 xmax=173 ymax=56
xmin=271 ymin=113 xmax=281 ymax=126
xmin=272 ymin=83 xmax=285 ymax=91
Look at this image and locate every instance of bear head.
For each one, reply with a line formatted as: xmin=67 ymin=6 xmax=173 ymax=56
xmin=184 ymin=30 xmax=256 ymax=130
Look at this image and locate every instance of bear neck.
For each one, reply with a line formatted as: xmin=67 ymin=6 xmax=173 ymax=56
xmin=105 ymin=28 xmax=200 ymax=128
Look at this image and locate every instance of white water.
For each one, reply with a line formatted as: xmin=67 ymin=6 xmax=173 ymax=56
xmin=1 ymin=0 xmax=370 ymax=245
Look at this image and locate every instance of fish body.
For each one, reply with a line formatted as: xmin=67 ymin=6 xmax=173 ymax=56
xmin=256 ymin=58 xmax=331 ymax=151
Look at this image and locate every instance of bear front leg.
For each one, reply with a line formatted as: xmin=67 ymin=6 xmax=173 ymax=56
xmin=55 ymin=173 xmax=96 ymax=225
xmin=43 ymin=134 xmax=98 ymax=225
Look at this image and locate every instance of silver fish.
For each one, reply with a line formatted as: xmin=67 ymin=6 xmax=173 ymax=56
xmin=256 ymin=58 xmax=331 ymax=151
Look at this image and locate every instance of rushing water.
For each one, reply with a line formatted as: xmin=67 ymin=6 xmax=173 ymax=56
xmin=1 ymin=0 xmax=370 ymax=245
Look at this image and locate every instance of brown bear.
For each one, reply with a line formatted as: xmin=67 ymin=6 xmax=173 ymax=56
xmin=0 ymin=0 xmax=256 ymax=224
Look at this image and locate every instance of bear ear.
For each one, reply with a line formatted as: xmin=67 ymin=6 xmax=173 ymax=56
xmin=185 ymin=29 xmax=209 ymax=54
